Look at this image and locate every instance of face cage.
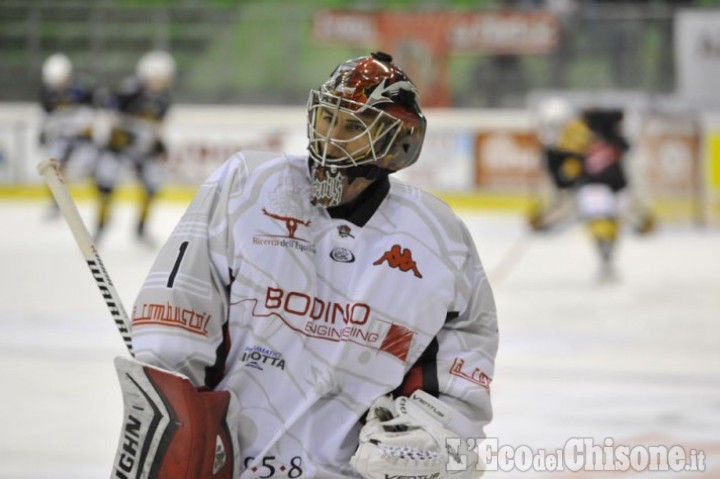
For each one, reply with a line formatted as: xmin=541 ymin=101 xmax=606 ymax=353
xmin=307 ymin=90 xmax=403 ymax=169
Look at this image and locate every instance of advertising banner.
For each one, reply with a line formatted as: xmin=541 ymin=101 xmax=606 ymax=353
xmin=474 ymin=130 xmax=542 ymax=190
xmin=703 ymin=125 xmax=720 ymax=224
xmin=674 ymin=9 xmax=720 ymax=105
xmin=635 ymin=113 xmax=704 ymax=222
xmin=312 ymin=10 xmax=558 ymax=107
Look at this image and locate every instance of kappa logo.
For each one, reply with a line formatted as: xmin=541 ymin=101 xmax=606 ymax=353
xmin=262 ymin=207 xmax=311 ymax=240
xmin=373 ymin=244 xmax=422 ymax=278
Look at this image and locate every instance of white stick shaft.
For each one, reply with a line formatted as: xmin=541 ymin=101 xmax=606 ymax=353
xmin=37 ymin=158 xmax=134 ymax=355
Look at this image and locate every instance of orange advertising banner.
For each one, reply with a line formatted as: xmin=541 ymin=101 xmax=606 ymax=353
xmin=448 ymin=11 xmax=558 ymax=54
xmin=312 ymin=11 xmax=379 ymax=45
xmin=475 ymin=130 xmax=543 ymax=189
xmin=311 ymin=10 xmax=558 ymax=107
xmin=312 ymin=10 xmax=558 ymax=54
xmin=639 ymin=115 xmax=701 ymax=195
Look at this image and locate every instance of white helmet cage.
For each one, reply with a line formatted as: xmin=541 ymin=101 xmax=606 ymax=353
xmin=42 ymin=53 xmax=73 ymax=88
xmin=308 ymin=92 xmax=403 ymax=169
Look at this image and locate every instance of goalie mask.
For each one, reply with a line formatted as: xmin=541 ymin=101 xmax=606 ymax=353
xmin=307 ymin=52 xmax=426 ymax=207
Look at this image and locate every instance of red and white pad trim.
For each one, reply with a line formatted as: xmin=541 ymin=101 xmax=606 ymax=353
xmin=112 ymin=356 xmax=239 ymax=479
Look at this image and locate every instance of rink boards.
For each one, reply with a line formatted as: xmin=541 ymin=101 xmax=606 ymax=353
xmin=0 ymin=103 xmax=718 ymax=224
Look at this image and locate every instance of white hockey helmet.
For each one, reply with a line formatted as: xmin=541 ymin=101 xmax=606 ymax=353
xmin=536 ymin=97 xmax=574 ymax=127
xmin=42 ymin=53 xmax=73 ymax=88
xmin=136 ymin=50 xmax=176 ymax=90
xmin=536 ymin=97 xmax=576 ymax=146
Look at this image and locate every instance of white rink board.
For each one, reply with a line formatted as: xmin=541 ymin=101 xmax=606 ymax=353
xmin=0 ymin=199 xmax=718 ymax=478
xmin=3 ymin=102 xmax=719 ymax=224
xmin=0 ymin=103 xmax=528 ymax=191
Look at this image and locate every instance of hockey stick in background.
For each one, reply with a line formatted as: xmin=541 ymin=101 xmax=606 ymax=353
xmin=37 ymin=158 xmax=134 ymax=356
xmin=487 ymin=229 xmax=532 ymax=284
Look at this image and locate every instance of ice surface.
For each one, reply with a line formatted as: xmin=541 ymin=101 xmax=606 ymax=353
xmin=0 ymin=199 xmax=718 ymax=478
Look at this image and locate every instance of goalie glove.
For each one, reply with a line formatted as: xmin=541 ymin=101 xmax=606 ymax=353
xmin=350 ymin=390 xmax=481 ymax=479
xmin=111 ymin=356 xmax=240 ymax=479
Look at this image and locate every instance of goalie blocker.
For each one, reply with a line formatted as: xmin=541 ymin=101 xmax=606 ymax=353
xmin=112 ymin=357 xmax=240 ymax=479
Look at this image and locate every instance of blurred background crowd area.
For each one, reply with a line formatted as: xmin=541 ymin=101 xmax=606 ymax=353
xmin=1 ymin=0 xmax=718 ymax=107
xmin=2 ymin=0 xmax=720 ymax=229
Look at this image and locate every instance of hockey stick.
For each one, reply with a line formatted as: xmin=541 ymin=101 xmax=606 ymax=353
xmin=487 ymin=229 xmax=532 ymax=284
xmin=37 ymin=158 xmax=134 ymax=356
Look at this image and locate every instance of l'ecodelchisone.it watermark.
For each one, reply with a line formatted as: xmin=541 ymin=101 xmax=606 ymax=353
xmin=445 ymin=437 xmax=706 ymax=473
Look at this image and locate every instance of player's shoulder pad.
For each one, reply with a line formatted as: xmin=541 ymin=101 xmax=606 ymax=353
xmin=389 ymin=177 xmax=466 ymax=234
xmin=389 ymin=177 xmax=455 ymax=214
xmin=234 ymin=149 xmax=289 ymax=172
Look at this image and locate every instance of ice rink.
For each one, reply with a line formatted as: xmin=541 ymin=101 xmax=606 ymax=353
xmin=1 ymin=198 xmax=718 ymax=478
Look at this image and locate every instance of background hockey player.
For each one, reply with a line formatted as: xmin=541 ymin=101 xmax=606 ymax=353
xmin=39 ymin=52 xmax=98 ymax=216
xmin=113 ymin=52 xmax=497 ymax=478
xmin=527 ymin=96 xmax=588 ymax=232
xmin=92 ymin=49 xmax=175 ymax=243
xmin=529 ymin=98 xmax=657 ymax=280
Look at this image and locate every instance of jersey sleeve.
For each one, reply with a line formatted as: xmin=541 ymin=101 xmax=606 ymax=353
xmin=396 ymin=218 xmax=498 ymax=441
xmin=131 ymin=154 xmax=248 ymax=389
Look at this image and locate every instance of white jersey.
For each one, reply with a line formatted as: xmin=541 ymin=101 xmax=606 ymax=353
xmin=132 ymin=151 xmax=498 ymax=478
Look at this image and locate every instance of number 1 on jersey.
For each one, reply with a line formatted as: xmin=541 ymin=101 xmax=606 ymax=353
xmin=167 ymin=241 xmax=189 ymax=288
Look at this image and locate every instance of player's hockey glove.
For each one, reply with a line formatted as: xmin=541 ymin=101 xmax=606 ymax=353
xmin=111 ymin=356 xmax=240 ymax=479
xmin=351 ymin=390 xmax=481 ymax=479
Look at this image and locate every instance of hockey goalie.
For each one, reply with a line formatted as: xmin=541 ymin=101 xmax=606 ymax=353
xmin=111 ymin=51 xmax=497 ymax=478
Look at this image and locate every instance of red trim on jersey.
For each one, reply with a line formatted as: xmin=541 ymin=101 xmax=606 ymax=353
xmin=393 ymin=337 xmax=440 ymax=398
xmin=398 ymin=364 xmax=424 ymax=396
xmin=380 ymin=323 xmax=414 ymax=361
